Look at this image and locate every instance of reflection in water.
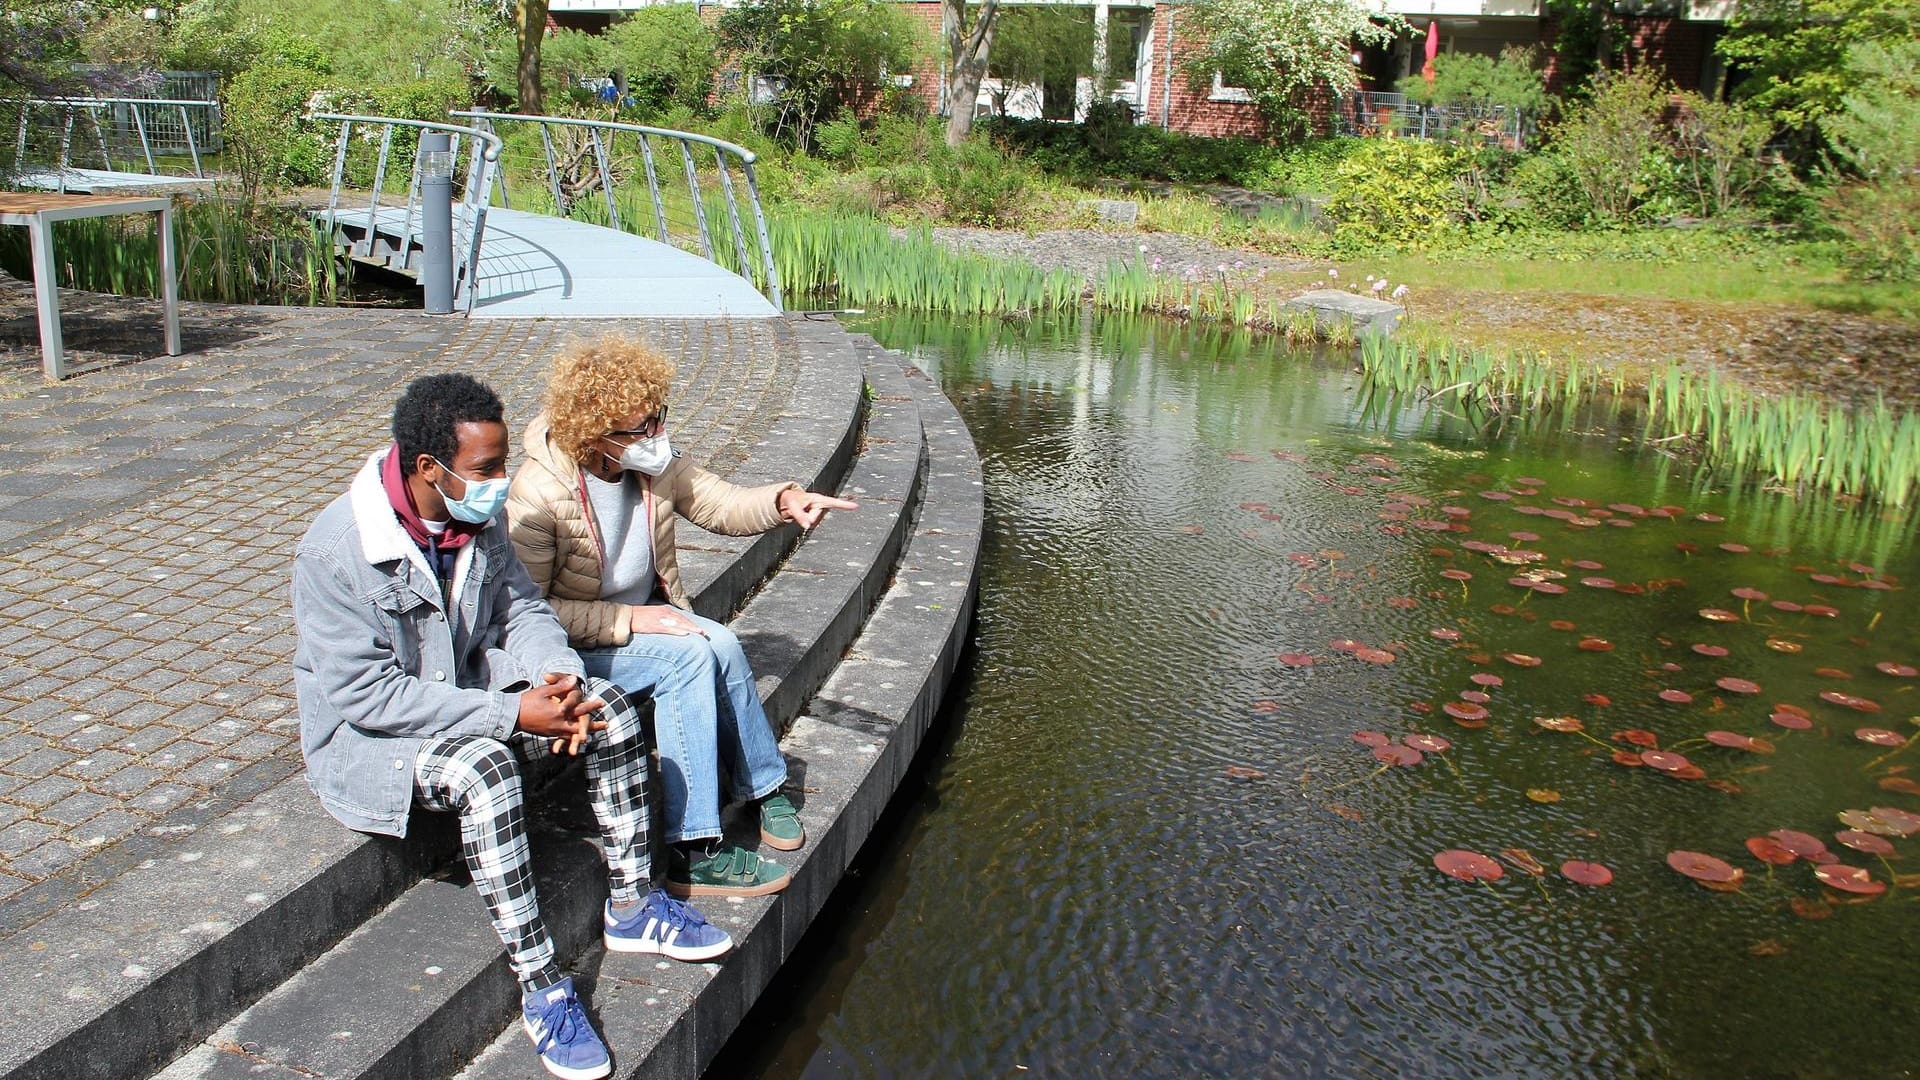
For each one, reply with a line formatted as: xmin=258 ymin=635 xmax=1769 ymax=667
xmin=718 ymin=313 xmax=1920 ymax=1078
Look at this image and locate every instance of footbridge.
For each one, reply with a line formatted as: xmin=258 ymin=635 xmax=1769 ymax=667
xmin=309 ymin=111 xmax=783 ymax=319
xmin=7 ymin=97 xmax=221 ymax=193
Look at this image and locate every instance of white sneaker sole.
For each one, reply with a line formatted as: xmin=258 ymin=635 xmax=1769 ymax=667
xmin=522 ymin=1017 xmax=612 ymax=1080
xmin=603 ymin=926 xmax=733 ymax=963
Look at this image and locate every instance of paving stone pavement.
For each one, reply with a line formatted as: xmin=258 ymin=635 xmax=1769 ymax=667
xmin=0 ymin=276 xmax=803 ymax=921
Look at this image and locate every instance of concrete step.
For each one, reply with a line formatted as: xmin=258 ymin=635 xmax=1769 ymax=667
xmin=451 ymin=337 xmax=984 ymax=1080
xmin=146 ymin=332 xmax=936 ymax=1080
xmin=0 ymin=316 xmax=866 ymax=1080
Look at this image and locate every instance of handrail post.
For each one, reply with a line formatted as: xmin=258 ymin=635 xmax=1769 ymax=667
xmin=742 ymin=160 xmax=783 ymax=310
xmin=677 ymin=138 xmax=714 ymax=259
xmin=636 ymin=133 xmax=670 ymax=244
xmin=365 ymin=123 xmax=393 ymax=257
xmin=326 ymin=120 xmax=351 ymax=222
xmin=132 ymin=102 xmax=157 ymax=174
xmin=89 ymin=108 xmax=112 ymax=172
xmin=57 ymin=110 xmax=73 ymax=192
xmin=179 ymin=104 xmax=202 ymax=177
xmin=713 ymin=149 xmax=753 ymax=282
xmin=590 ymin=128 xmax=619 ymax=230
xmin=539 ymin=122 xmax=564 ymax=215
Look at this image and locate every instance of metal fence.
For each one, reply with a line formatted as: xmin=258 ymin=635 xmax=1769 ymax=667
xmin=449 ymin=109 xmax=783 ymax=311
xmin=1334 ymin=91 xmax=1535 ymax=151
xmin=9 ymin=97 xmax=223 ymax=187
xmin=312 ymin=114 xmax=503 ymax=314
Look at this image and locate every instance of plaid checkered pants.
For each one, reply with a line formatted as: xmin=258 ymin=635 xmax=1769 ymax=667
xmin=412 ymin=676 xmax=651 ymax=989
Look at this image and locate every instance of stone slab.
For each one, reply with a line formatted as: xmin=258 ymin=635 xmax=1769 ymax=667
xmin=1282 ymin=288 xmax=1405 ymax=337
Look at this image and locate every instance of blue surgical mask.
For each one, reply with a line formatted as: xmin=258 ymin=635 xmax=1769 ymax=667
xmin=432 ymin=458 xmax=510 ymax=524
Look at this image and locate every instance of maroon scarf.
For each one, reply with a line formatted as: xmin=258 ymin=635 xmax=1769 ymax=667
xmin=382 ymin=443 xmax=481 ymax=552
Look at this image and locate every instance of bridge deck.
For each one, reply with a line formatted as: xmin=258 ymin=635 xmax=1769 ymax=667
xmin=11 ymin=168 xmax=211 ymax=193
xmin=315 ymin=205 xmax=780 ymax=319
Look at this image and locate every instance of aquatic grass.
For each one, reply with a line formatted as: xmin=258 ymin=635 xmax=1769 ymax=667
xmin=0 ymin=193 xmax=346 ymax=306
xmin=1360 ymin=335 xmax=1920 ymax=507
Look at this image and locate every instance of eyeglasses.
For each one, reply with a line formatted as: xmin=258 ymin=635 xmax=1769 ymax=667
xmin=605 ymin=406 xmax=668 ymax=441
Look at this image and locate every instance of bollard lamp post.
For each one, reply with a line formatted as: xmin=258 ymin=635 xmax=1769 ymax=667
xmin=419 ymin=132 xmax=455 ymax=315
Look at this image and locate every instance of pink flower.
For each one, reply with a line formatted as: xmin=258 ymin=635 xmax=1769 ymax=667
xmin=1371 ymin=279 xmax=1388 ymax=294
xmin=1391 ymin=284 xmax=1410 ymax=300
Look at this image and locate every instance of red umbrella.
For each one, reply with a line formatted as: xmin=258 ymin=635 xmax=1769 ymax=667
xmin=1422 ymin=21 xmax=1441 ymax=83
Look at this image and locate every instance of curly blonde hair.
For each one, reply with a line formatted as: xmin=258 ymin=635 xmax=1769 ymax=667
xmin=543 ymin=334 xmax=676 ymax=465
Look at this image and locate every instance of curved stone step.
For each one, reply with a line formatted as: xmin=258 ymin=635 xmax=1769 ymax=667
xmin=451 ymin=338 xmax=984 ymax=1080
xmin=147 ymin=336 xmax=934 ymax=1080
xmin=0 ymin=316 xmax=867 ymax=1080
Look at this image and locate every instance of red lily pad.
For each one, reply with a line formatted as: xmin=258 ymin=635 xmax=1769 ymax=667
xmin=1502 ymin=653 xmax=1543 ymax=668
xmin=1508 ymin=530 xmax=1539 ymax=542
xmin=1771 ymin=600 xmax=1804 ymax=613
xmin=1695 ymin=513 xmax=1725 ymax=523
xmin=1614 ymin=729 xmax=1660 ymax=748
xmin=1771 ymin=711 xmax=1813 ymax=730
xmin=1470 ymin=673 xmax=1505 ymax=688
xmin=1443 ymin=701 xmax=1490 ymax=722
xmin=1835 ymin=830 xmax=1895 ymax=856
xmin=1691 ymin=644 xmax=1730 ymax=657
xmin=1715 ymin=677 xmax=1762 ymax=695
xmin=1765 ymin=638 xmax=1803 ymax=653
xmin=1719 ymin=543 xmax=1750 ymax=554
xmin=1434 ymin=849 xmax=1504 ymax=882
xmin=1459 ymin=690 xmax=1491 ymax=704
xmin=1803 ymin=604 xmax=1841 ymax=618
xmin=1875 ymin=661 xmax=1918 ymax=677
xmin=1441 ymin=569 xmax=1474 ymax=581
xmin=1278 ymin=653 xmax=1318 ymax=668
xmin=1480 ymin=490 xmax=1513 ymax=501
xmin=1813 ymin=863 xmax=1886 ymax=896
xmin=1355 ymin=730 xmax=1394 ymax=748
xmin=1430 ymin=628 xmax=1463 ymax=641
xmin=1583 ymin=693 xmax=1612 ymax=706
xmin=1699 ymin=608 xmax=1741 ymax=623
xmin=1576 ymin=637 xmax=1614 ymax=652
xmin=1667 ymin=850 xmax=1743 ymax=886
xmin=1354 ymin=647 xmax=1397 ymax=664
xmin=1560 ymin=861 xmax=1614 ymax=886
xmin=1769 ymin=829 xmax=1832 ymax=860
xmin=1704 ymin=730 xmax=1772 ymax=753
xmin=1611 ymin=750 xmax=1644 ymax=767
xmin=1404 ymin=733 xmax=1452 ymax=753
xmin=1815 ymin=667 xmax=1853 ymax=680
xmin=1840 ymin=808 xmax=1920 ymax=838
xmin=1857 ymin=728 xmax=1906 ymax=747
xmin=1374 ymin=744 xmax=1424 ymax=767
xmin=1549 ymin=619 xmax=1578 ymax=631
xmin=1580 ymin=577 xmax=1617 ymax=590
xmin=1730 ymin=587 xmax=1768 ymax=600
xmin=1641 ymin=750 xmax=1691 ymax=771
xmin=1657 ymin=689 xmax=1695 ymax=704
xmin=1535 ymin=715 xmax=1585 ymax=733
xmin=1745 ymin=836 xmax=1798 ymax=865
xmin=1820 ymin=690 xmax=1882 ymax=713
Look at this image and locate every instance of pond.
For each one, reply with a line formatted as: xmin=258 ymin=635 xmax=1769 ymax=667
xmin=718 ymin=312 xmax=1920 ymax=1078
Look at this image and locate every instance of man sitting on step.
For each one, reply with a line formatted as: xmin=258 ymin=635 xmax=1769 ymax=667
xmin=290 ymin=373 xmax=730 ymax=1080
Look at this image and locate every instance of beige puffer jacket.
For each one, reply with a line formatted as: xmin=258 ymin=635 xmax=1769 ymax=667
xmin=506 ymin=412 xmax=798 ymax=648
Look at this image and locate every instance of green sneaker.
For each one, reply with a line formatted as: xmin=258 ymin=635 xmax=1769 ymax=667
xmin=758 ymin=794 xmax=805 ymax=852
xmin=665 ymin=843 xmax=790 ymax=898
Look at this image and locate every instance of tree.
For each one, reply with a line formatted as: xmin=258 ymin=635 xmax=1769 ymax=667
xmin=516 ymin=0 xmax=548 ymax=113
xmin=604 ymin=6 xmax=720 ymax=116
xmin=1177 ymin=0 xmax=1404 ymax=136
xmin=943 ymin=0 xmax=999 ymax=146
xmin=718 ymin=0 xmax=921 ymax=148
xmin=2 ymin=0 xmax=153 ymax=98
xmin=985 ymin=6 xmax=1098 ymax=117
xmin=1717 ymin=0 xmax=1917 ymax=139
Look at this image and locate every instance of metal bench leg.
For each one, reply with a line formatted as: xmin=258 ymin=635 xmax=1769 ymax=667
xmin=157 ymin=207 xmax=181 ymax=356
xmin=27 ymin=216 xmax=65 ymax=380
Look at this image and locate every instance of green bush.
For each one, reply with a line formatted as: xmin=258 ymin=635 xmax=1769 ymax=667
xmin=1324 ymin=138 xmax=1467 ymax=252
xmin=1545 ymin=68 xmax=1671 ymax=225
xmin=605 ymin=6 xmax=721 ymax=116
xmin=1503 ymin=150 xmax=1589 ymax=229
xmin=1825 ymin=174 xmax=1920 ymax=280
xmin=935 ymin=140 xmax=1029 ymax=227
xmin=222 ymin=63 xmax=333 ymax=197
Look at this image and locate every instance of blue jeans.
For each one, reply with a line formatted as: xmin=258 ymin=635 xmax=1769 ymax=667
xmin=579 ymin=610 xmax=786 ymax=844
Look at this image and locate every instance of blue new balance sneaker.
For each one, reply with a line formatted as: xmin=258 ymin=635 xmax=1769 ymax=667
xmin=521 ymin=976 xmax=611 ymax=1080
xmin=604 ymin=889 xmax=733 ymax=962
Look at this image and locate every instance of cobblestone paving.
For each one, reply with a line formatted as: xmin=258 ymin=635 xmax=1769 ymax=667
xmin=0 ymin=279 xmax=800 ymax=905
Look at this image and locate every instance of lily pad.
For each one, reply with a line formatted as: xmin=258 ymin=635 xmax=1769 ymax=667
xmin=1560 ymin=861 xmax=1613 ymax=886
xmin=1580 ymin=577 xmax=1617 ymax=590
xmin=1614 ymin=729 xmax=1660 ymax=748
xmin=1730 ymin=587 xmax=1769 ymax=601
xmin=1771 ymin=711 xmax=1814 ymax=730
xmin=1715 ymin=677 xmax=1762 ymax=695
xmin=1535 ymin=715 xmax=1585 ymax=733
xmin=1459 ymin=690 xmax=1491 ymax=704
xmin=1354 ymin=647 xmax=1397 ymax=664
xmin=1583 ymin=693 xmax=1613 ymax=706
xmin=1430 ymin=628 xmax=1463 ymax=641
xmin=1433 ymin=849 xmax=1504 ymax=881
xmin=1765 ymin=638 xmax=1804 ymax=653
xmin=1745 ymin=836 xmax=1798 ymax=865
xmin=1404 ymin=733 xmax=1452 ymax=753
xmin=1856 ymin=728 xmax=1906 ymax=747
xmin=1612 ymin=750 xmax=1645 ymax=767
xmin=1658 ymin=689 xmax=1695 ymax=705
xmin=1768 ymin=829 xmax=1832 ymax=860
xmin=1812 ymin=863 xmax=1887 ymax=896
xmin=1641 ymin=750 xmax=1691 ymax=771
xmin=1835 ymin=830 xmax=1895 ymax=856
xmin=1691 ymin=644 xmax=1730 ymax=658
xmin=1279 ymin=652 xmax=1317 ymax=667
xmin=1469 ymin=673 xmax=1505 ymax=688
xmin=1352 ymin=731 xmax=1392 ymax=747
xmin=1820 ymin=690 xmax=1882 ymax=713
xmin=1374 ymin=744 xmax=1424 ymax=767
xmin=1526 ymin=788 xmax=1562 ymax=804
xmin=1441 ymin=569 xmax=1474 ymax=581
xmin=1699 ymin=608 xmax=1741 ymax=623
xmin=1667 ymin=850 xmax=1744 ymax=886
xmin=1443 ymin=701 xmax=1490 ymax=722
xmin=1875 ymin=661 xmax=1918 ymax=677
xmin=1577 ymin=637 xmax=1615 ymax=652
xmin=1502 ymin=653 xmax=1543 ymax=668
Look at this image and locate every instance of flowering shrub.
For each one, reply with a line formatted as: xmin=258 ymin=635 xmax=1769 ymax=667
xmin=1323 ymin=139 xmax=1468 ymax=254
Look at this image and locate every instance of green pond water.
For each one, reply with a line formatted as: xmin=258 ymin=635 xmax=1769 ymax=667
xmin=719 ymin=312 xmax=1920 ymax=1078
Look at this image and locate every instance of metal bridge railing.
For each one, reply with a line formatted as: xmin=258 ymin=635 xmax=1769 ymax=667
xmin=449 ymin=110 xmax=783 ymax=311
xmin=1335 ymin=91 xmax=1534 ymax=151
xmin=312 ymin=113 xmax=504 ymax=315
xmin=9 ymin=97 xmax=223 ymax=189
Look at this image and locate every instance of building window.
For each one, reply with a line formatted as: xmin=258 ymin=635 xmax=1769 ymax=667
xmin=1209 ymin=70 xmax=1253 ymax=104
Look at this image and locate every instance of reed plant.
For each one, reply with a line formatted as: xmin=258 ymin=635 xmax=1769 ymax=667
xmin=1360 ymin=335 xmax=1920 ymax=507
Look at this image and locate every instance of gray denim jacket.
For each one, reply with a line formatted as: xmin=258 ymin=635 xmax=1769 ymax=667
xmin=291 ymin=450 xmax=583 ymax=836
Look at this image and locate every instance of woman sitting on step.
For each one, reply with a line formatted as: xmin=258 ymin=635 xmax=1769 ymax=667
xmin=507 ymin=334 xmax=857 ymax=898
